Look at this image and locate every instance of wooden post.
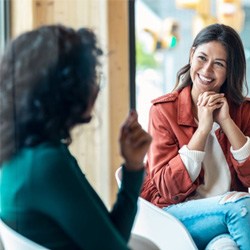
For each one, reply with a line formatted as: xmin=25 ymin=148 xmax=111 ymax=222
xmin=107 ymin=0 xmax=130 ymax=204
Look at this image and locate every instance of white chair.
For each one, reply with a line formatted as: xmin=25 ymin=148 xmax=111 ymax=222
xmin=129 ymin=234 xmax=160 ymax=250
xmin=0 ymin=219 xmax=158 ymax=250
xmin=0 ymin=235 xmax=4 ymax=250
xmin=115 ymin=167 xmax=198 ymax=250
xmin=0 ymin=219 xmax=49 ymax=250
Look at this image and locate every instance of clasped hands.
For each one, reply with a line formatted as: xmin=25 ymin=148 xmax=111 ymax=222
xmin=197 ymin=91 xmax=230 ymax=133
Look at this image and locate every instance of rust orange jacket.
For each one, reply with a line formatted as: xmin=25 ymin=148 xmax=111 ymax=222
xmin=141 ymin=85 xmax=250 ymax=208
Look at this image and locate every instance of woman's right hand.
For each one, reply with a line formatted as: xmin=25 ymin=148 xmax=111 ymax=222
xmin=119 ymin=110 xmax=152 ymax=171
xmin=196 ymin=91 xmax=224 ymax=134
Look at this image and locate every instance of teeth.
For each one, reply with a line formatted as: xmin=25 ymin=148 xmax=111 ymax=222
xmin=200 ymin=75 xmax=212 ymax=82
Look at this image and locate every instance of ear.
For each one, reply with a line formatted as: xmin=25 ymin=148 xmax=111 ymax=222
xmin=189 ymin=47 xmax=195 ymax=64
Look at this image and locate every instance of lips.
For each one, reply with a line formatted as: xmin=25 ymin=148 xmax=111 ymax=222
xmin=198 ymin=74 xmax=213 ymax=85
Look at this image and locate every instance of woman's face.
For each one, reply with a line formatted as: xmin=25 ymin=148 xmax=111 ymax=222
xmin=190 ymin=41 xmax=227 ymax=99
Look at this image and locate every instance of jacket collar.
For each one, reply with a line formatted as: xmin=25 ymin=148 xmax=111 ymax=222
xmin=177 ymin=85 xmax=197 ymax=127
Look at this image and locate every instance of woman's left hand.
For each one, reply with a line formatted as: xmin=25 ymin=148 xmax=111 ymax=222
xmin=213 ymin=96 xmax=231 ymax=125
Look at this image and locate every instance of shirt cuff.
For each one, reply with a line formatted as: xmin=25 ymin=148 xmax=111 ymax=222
xmin=179 ymin=145 xmax=205 ymax=182
xmin=230 ymin=136 xmax=250 ymax=163
xmin=121 ymin=164 xmax=144 ymax=196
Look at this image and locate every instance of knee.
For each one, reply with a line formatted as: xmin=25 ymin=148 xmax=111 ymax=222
xmin=205 ymin=234 xmax=239 ymax=250
xmin=219 ymin=191 xmax=250 ymax=217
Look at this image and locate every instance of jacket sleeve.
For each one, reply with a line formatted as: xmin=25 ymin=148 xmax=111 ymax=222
xmin=230 ymin=101 xmax=250 ymax=187
xmin=147 ymin=104 xmax=200 ymax=204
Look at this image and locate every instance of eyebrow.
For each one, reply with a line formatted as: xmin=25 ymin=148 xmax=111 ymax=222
xmin=199 ymin=52 xmax=227 ymax=63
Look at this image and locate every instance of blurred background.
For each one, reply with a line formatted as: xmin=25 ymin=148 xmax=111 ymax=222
xmin=135 ymin=0 xmax=250 ymax=130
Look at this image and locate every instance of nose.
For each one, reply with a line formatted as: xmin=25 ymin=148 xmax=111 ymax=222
xmin=202 ymin=61 xmax=213 ymax=73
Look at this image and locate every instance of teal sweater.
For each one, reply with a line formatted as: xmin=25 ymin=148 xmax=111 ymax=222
xmin=0 ymin=142 xmax=144 ymax=249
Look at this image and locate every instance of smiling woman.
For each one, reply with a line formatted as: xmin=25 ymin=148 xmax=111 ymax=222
xmin=140 ymin=23 xmax=250 ymax=250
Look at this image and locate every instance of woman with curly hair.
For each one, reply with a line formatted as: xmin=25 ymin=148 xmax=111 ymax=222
xmin=0 ymin=24 xmax=152 ymax=249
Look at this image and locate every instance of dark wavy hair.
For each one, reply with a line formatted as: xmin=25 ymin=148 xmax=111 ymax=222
xmin=174 ymin=23 xmax=247 ymax=104
xmin=0 ymin=24 xmax=102 ymax=165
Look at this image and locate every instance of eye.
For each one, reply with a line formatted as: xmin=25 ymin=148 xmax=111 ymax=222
xmin=215 ymin=61 xmax=225 ymax=68
xmin=197 ymin=55 xmax=206 ymax=61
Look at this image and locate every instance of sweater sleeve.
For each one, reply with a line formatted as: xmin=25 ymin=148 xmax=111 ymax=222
xmin=30 ymin=145 xmax=143 ymax=250
xmin=230 ymin=136 xmax=250 ymax=163
xmin=110 ymin=165 xmax=144 ymax=240
xmin=179 ymin=145 xmax=205 ymax=182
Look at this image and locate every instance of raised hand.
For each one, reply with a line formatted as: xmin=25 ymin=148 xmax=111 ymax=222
xmin=119 ymin=110 xmax=152 ymax=171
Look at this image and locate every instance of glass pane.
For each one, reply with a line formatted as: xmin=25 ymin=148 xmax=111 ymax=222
xmin=135 ymin=0 xmax=250 ymax=130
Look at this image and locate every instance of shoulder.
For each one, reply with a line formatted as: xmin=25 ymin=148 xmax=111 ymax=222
xmin=240 ymin=97 xmax=250 ymax=114
xmin=33 ymin=142 xmax=68 ymax=161
xmin=231 ymin=98 xmax=250 ymax=123
xmin=29 ymin=142 xmax=82 ymax=190
xmin=237 ymin=97 xmax=250 ymax=110
xmin=31 ymin=142 xmax=74 ymax=175
xmin=149 ymin=90 xmax=181 ymax=121
xmin=151 ymin=91 xmax=178 ymax=105
xmin=243 ymin=97 xmax=250 ymax=104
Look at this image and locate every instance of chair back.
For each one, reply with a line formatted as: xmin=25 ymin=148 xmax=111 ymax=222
xmin=0 ymin=219 xmax=49 ymax=250
xmin=0 ymin=235 xmax=4 ymax=250
xmin=129 ymin=234 xmax=160 ymax=250
xmin=115 ymin=167 xmax=198 ymax=250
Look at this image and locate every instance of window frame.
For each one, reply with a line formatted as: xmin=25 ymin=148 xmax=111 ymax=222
xmin=128 ymin=0 xmax=136 ymax=109
xmin=0 ymin=0 xmax=10 ymax=53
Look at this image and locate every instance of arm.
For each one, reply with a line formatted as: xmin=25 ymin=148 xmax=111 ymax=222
xmin=216 ymin=100 xmax=250 ymax=186
xmin=111 ymin=110 xmax=152 ymax=236
xmin=31 ymin=148 xmax=137 ymax=250
xmin=31 ymin=111 xmax=151 ymax=250
xmin=147 ymin=104 xmax=200 ymax=204
xmin=195 ymin=94 xmax=250 ymax=187
xmin=195 ymin=93 xmax=250 ymax=186
xmin=214 ymin=97 xmax=247 ymax=150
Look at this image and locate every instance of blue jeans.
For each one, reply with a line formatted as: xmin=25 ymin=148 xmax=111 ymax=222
xmin=163 ymin=191 xmax=250 ymax=250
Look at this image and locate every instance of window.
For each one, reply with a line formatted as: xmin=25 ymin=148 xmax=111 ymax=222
xmin=135 ymin=0 xmax=250 ymax=130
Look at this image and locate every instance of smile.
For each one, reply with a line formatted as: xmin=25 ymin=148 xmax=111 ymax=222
xmin=198 ymin=74 xmax=213 ymax=84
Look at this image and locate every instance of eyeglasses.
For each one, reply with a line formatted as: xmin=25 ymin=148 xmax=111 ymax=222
xmin=96 ymin=72 xmax=106 ymax=90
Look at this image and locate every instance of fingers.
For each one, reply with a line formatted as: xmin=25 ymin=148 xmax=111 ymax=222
xmin=121 ymin=110 xmax=151 ymax=147
xmin=128 ymin=127 xmax=152 ymax=148
xmin=119 ymin=110 xmax=152 ymax=171
xmin=119 ymin=110 xmax=138 ymax=141
xmin=197 ymin=92 xmax=225 ymax=108
xmin=122 ymin=110 xmax=138 ymax=131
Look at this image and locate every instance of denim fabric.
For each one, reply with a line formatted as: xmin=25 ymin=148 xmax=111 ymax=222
xmin=163 ymin=192 xmax=250 ymax=250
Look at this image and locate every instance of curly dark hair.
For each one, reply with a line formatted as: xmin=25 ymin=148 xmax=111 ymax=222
xmin=174 ymin=23 xmax=248 ymax=104
xmin=0 ymin=24 xmax=102 ymax=165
